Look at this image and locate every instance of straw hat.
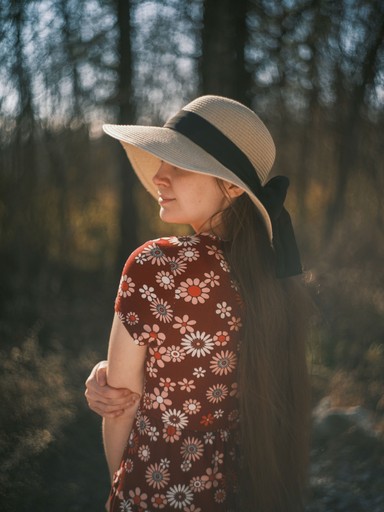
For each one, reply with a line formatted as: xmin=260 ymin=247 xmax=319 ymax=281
xmin=103 ymin=95 xmax=302 ymax=277
xmin=103 ymin=95 xmax=276 ymax=240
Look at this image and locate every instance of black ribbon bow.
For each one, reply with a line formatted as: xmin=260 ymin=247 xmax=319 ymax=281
xmin=257 ymin=176 xmax=302 ymax=278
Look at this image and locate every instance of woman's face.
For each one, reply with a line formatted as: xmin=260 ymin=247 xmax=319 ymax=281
xmin=152 ymin=161 xmax=241 ymax=233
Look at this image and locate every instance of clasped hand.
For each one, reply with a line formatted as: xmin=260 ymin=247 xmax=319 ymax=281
xmin=84 ymin=360 xmax=141 ymax=418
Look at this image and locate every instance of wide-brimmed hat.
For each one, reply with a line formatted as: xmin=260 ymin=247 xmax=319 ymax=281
xmin=103 ymin=95 xmax=302 ymax=277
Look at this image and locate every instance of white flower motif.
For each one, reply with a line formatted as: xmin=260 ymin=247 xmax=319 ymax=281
xmin=155 ymin=270 xmax=175 ymax=290
xmin=181 ymin=331 xmax=214 ymax=357
xmin=204 ymin=270 xmax=220 ymax=287
xmin=215 ymin=301 xmax=232 ymax=319
xmin=148 ymin=426 xmax=159 ymax=442
xmin=169 ymin=235 xmax=200 ymax=246
xmin=150 ymin=298 xmax=173 ymax=323
xmin=138 ymin=444 xmax=151 ymax=462
xmin=166 ymin=484 xmax=194 ymax=509
xmin=161 ymin=409 xmax=189 ymax=429
xmin=118 ymin=275 xmax=135 ymax=298
xmin=210 ymin=350 xmax=237 ymax=375
xmin=139 ymin=284 xmax=157 ymax=302
xmin=143 ymin=243 xmax=168 ymax=265
xmin=168 ymin=256 xmax=187 ymax=276
xmin=172 ymin=314 xmax=196 ymax=334
xmin=193 ymin=367 xmax=206 ymax=378
xmin=178 ymin=247 xmax=200 ymax=262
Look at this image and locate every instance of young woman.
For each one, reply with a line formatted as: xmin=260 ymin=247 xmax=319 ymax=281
xmin=85 ymin=95 xmax=311 ymax=511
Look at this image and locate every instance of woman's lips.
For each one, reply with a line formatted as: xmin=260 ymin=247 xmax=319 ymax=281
xmin=158 ymin=195 xmax=174 ymax=205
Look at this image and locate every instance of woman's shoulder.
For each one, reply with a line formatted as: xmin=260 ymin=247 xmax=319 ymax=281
xmin=136 ymin=233 xmax=219 ymax=253
xmin=123 ymin=233 xmax=225 ymax=272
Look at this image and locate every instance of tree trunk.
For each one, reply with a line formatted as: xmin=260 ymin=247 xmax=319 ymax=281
xmin=116 ymin=0 xmax=138 ymax=269
xmin=199 ymin=0 xmax=252 ymax=105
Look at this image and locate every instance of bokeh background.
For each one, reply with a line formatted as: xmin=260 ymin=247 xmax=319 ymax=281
xmin=1 ymin=0 xmax=383 ymax=510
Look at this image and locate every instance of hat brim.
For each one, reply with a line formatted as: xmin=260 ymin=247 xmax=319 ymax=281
xmin=103 ymin=123 xmax=273 ymax=240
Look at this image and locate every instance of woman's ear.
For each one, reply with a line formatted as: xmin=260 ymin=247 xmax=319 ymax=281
xmin=225 ymin=182 xmax=245 ymax=199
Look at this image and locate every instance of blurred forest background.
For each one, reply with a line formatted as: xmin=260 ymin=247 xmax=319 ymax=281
xmin=1 ymin=0 xmax=384 ymax=510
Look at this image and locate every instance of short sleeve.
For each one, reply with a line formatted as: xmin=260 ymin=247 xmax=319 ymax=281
xmin=114 ymin=239 xmax=177 ymax=346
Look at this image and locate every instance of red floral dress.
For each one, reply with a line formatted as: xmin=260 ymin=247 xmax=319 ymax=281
xmin=109 ymin=233 xmax=243 ymax=512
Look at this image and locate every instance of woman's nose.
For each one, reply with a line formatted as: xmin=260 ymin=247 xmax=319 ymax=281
xmin=153 ymin=161 xmax=172 ymax=186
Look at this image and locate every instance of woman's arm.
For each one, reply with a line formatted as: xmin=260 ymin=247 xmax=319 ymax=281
xmin=85 ymin=361 xmax=141 ymax=418
xmin=103 ymin=313 xmax=147 ymax=481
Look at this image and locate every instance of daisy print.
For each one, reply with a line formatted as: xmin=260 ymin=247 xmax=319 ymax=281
xmin=213 ymin=330 xmax=230 ymax=346
xmin=169 ymin=235 xmax=200 ymax=246
xmin=128 ymin=487 xmax=148 ymax=509
xmin=219 ymin=258 xmax=231 ymax=272
xmin=203 ymin=432 xmax=215 ymax=444
xmin=206 ymin=383 xmax=229 ymax=403
xmin=181 ymin=460 xmax=192 ymax=472
xmin=124 ymin=458 xmax=134 ymax=473
xmin=146 ymin=360 xmax=158 ymax=378
xmin=118 ymin=498 xmax=132 ymax=511
xmin=193 ymin=367 xmax=206 ymax=378
xmin=177 ymin=277 xmax=210 ymax=305
xmin=228 ymin=315 xmax=243 ymax=331
xmin=204 ymin=270 xmax=220 ymax=287
xmin=210 ymin=350 xmax=237 ymax=375
xmin=149 ymin=387 xmax=172 ymax=411
xmin=136 ymin=414 xmax=151 ymax=435
xmin=178 ymin=246 xmax=200 ymax=262
xmin=214 ymin=488 xmax=227 ymax=503
xmin=172 ymin=314 xmax=196 ymax=334
xmin=180 ymin=436 xmax=204 ymax=461
xmin=138 ymin=445 xmax=151 ymax=462
xmin=150 ymin=298 xmax=173 ymax=323
xmin=162 ymin=409 xmax=189 ymax=430
xmin=155 ymin=270 xmax=175 ymax=290
xmin=165 ymin=345 xmax=186 ymax=363
xmin=142 ymin=243 xmax=168 ymax=265
xmin=181 ymin=331 xmax=214 ymax=357
xmin=166 ymin=484 xmax=194 ymax=509
xmin=200 ymin=413 xmax=215 ymax=426
xmin=118 ymin=274 xmax=135 ymax=298
xmin=168 ymin=256 xmax=187 ymax=276
xmin=145 ymin=462 xmax=170 ymax=489
xmin=142 ymin=323 xmax=166 ymax=344
xmin=215 ymin=301 xmax=232 ymax=319
xmin=125 ymin=311 xmax=139 ymax=326
xmin=201 ymin=466 xmax=223 ymax=489
xmin=148 ymin=426 xmax=160 ymax=442
xmin=162 ymin=424 xmax=182 ymax=443
xmin=135 ymin=251 xmax=147 ymax=264
xmin=189 ymin=476 xmax=206 ymax=493
xmin=206 ymin=244 xmax=224 ymax=260
xmin=151 ymin=493 xmax=167 ymax=509
xmin=178 ymin=378 xmax=196 ymax=392
xmin=149 ymin=345 xmax=171 ymax=368
xmin=183 ymin=398 xmax=201 ymax=415
xmin=159 ymin=458 xmax=170 ymax=469
xmin=159 ymin=377 xmax=176 ymax=392
xmin=139 ymin=284 xmax=157 ymax=302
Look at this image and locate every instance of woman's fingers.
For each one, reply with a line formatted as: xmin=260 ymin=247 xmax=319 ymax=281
xmin=85 ymin=360 xmax=141 ymax=417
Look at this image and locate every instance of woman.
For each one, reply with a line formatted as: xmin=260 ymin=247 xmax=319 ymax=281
xmin=85 ymin=95 xmax=311 ymax=511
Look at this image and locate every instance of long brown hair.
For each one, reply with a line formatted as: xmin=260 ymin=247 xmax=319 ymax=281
xmin=220 ymin=193 xmax=311 ymax=511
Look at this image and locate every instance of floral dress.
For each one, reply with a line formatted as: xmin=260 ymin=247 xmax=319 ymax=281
xmin=109 ymin=233 xmax=243 ymax=512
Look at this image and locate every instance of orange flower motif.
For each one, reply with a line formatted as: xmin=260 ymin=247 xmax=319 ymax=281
xmin=177 ymin=278 xmax=210 ymax=305
xmin=200 ymin=413 xmax=214 ymax=426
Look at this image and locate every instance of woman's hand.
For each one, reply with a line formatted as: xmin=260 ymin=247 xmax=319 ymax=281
xmin=84 ymin=360 xmax=140 ymax=418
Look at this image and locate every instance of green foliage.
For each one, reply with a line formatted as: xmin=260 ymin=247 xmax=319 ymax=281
xmin=0 ymin=332 xmax=74 ymax=508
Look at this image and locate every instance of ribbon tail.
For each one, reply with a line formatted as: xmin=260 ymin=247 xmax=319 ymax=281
xmin=272 ymin=208 xmax=302 ymax=278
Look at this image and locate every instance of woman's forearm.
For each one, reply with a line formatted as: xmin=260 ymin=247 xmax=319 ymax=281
xmin=103 ymin=405 xmax=138 ymax=481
